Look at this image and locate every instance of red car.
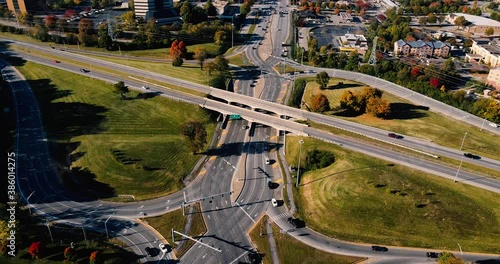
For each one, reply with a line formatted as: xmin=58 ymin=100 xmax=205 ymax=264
xmin=388 ymin=133 xmax=397 ymax=138
xmin=52 ymin=60 xmax=60 ymax=63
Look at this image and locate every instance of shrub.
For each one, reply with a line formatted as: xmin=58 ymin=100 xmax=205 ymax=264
xmin=305 ymin=149 xmax=335 ymax=170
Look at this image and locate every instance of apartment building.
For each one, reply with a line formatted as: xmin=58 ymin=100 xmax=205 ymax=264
xmin=394 ymin=39 xmax=451 ymax=58
xmin=468 ymin=39 xmax=500 ymax=67
xmin=486 ymin=68 xmax=500 ymax=90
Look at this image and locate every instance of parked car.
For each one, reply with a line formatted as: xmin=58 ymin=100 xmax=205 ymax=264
xmin=371 ymin=246 xmax=388 ymax=252
xmin=52 ymin=60 xmax=60 ymax=63
xmin=267 ymin=180 xmax=273 ymax=189
xmin=141 ymin=86 xmax=149 ymax=90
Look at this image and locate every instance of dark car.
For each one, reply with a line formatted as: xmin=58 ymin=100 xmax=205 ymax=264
xmin=464 ymin=153 xmax=481 ymax=159
xmin=426 ymin=252 xmax=439 ymax=258
xmin=371 ymin=246 xmax=388 ymax=252
xmin=145 ymin=246 xmax=154 ymax=257
xmin=287 ymin=217 xmax=305 ymax=228
xmin=267 ymin=180 xmax=273 ymax=188
xmin=80 ymin=68 xmax=89 ymax=73
xmin=388 ymin=133 xmax=397 ymax=138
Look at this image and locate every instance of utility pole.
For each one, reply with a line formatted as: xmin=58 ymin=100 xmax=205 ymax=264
xmin=453 ymin=156 xmax=464 ymax=183
xmin=296 ymin=140 xmax=304 ymax=188
xmin=46 ymin=222 xmax=54 ymax=242
xmin=459 ymin=132 xmax=468 ymax=150
xmin=105 ymin=214 xmax=113 ymax=238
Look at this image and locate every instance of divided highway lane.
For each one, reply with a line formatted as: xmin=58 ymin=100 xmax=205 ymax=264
xmin=9 ymin=50 xmax=500 ymax=193
xmin=12 ymin=39 xmax=499 ymax=172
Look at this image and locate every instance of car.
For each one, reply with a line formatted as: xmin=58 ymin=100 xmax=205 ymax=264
xmin=265 ymin=157 xmax=270 ymax=164
xmin=426 ymin=252 xmax=440 ymax=258
xmin=271 ymin=198 xmax=278 ymax=207
xmin=145 ymin=246 xmax=154 ymax=257
xmin=464 ymin=153 xmax=481 ymax=159
xmin=388 ymin=133 xmax=397 ymax=138
xmin=80 ymin=68 xmax=89 ymax=73
xmin=371 ymin=246 xmax=388 ymax=252
xmin=490 ymin=123 xmax=499 ymax=128
xmin=52 ymin=60 xmax=60 ymax=63
xmin=242 ymin=125 xmax=248 ymax=130
xmin=159 ymin=243 xmax=168 ymax=253
xmin=141 ymin=86 xmax=149 ymax=90
xmin=267 ymin=180 xmax=273 ymax=188
xmin=287 ymin=217 xmax=305 ymax=228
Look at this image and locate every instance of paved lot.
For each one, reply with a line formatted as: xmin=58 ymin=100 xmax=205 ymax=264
xmin=309 ymin=25 xmax=365 ymax=48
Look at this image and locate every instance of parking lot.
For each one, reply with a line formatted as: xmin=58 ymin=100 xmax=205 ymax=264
xmin=309 ymin=25 xmax=365 ymax=49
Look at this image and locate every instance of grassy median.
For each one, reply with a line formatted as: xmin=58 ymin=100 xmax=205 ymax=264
xmin=286 ymin=136 xmax=500 ymax=254
xmin=16 ymin=61 xmax=216 ymax=200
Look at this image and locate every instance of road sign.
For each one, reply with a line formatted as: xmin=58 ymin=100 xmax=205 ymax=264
xmin=229 ymin=114 xmax=241 ymax=120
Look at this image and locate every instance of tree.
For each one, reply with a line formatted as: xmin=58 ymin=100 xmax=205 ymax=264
xmin=366 ymin=97 xmax=391 ymax=118
xmin=89 ymin=250 xmax=99 ymax=264
xmin=339 ymin=90 xmax=362 ymax=114
xmin=29 ymin=242 xmax=42 ymax=259
xmin=240 ymin=3 xmax=251 ymax=17
xmin=170 ymin=40 xmax=187 ymax=58
xmin=17 ymin=12 xmax=33 ymax=25
xmin=45 ymin=15 xmax=57 ymax=29
xmin=429 ymin=77 xmax=440 ymax=88
xmin=454 ymin=16 xmax=467 ymax=29
xmin=207 ymin=55 xmax=229 ymax=75
xmin=440 ymin=85 xmax=447 ymax=92
xmin=310 ymin=94 xmax=330 ymax=112
xmin=78 ymin=18 xmax=95 ymax=46
xmin=31 ymin=24 xmax=49 ymax=42
xmin=181 ymin=121 xmax=207 ymax=154
xmin=305 ymin=149 xmax=335 ymax=170
xmin=193 ymin=47 xmax=208 ymax=70
xmin=485 ymin=27 xmax=494 ymax=36
xmin=113 ymin=81 xmax=129 ymax=100
xmin=214 ymin=30 xmax=227 ymax=45
xmin=205 ymin=0 xmax=218 ymax=16
xmin=97 ymin=24 xmax=113 ymax=50
xmin=180 ymin=1 xmax=193 ymax=23
xmin=64 ymin=247 xmax=75 ymax=261
xmin=121 ymin=11 xmax=136 ymax=30
xmin=315 ymin=71 xmax=330 ymax=89
xmin=172 ymin=56 xmax=184 ymax=67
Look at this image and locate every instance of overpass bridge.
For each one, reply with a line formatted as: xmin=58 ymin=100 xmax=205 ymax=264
xmin=201 ymin=99 xmax=308 ymax=136
xmin=208 ymin=88 xmax=305 ymax=120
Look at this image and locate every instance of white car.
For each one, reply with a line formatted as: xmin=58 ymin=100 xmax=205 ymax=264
xmin=489 ymin=123 xmax=499 ymax=128
xmin=159 ymin=243 xmax=168 ymax=253
xmin=271 ymin=198 xmax=278 ymax=207
xmin=141 ymin=86 xmax=149 ymax=90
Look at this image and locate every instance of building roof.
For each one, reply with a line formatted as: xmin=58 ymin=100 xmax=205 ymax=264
xmin=451 ymin=13 xmax=500 ymax=27
xmin=396 ymin=39 xmax=451 ymax=49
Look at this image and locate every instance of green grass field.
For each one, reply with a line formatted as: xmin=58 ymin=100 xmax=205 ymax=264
xmin=227 ymin=52 xmax=250 ymax=66
xmin=17 ymin=62 xmax=215 ymax=200
xmin=303 ymin=80 xmax=500 ymax=160
xmin=248 ymin=217 xmax=364 ymax=264
xmin=286 ymin=136 xmax=500 ymax=253
xmin=146 ymin=205 xmax=206 ymax=257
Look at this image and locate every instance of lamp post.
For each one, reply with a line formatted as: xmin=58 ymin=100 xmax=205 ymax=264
xmin=457 ymin=243 xmax=463 ymax=256
xmin=459 ymin=132 xmax=468 ymax=150
xmin=453 ymin=156 xmax=464 ymax=183
xmin=104 ymin=214 xmax=113 ymax=238
xmin=296 ymin=140 xmax=304 ymax=188
xmin=26 ymin=191 xmax=35 ymax=215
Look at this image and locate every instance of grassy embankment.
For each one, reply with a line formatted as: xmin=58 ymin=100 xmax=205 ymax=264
xmin=301 ymin=78 xmax=500 ymax=163
xmin=16 ymin=61 xmax=216 ymax=200
xmin=285 ymin=136 xmax=500 ymax=253
xmin=248 ymin=217 xmax=365 ymax=264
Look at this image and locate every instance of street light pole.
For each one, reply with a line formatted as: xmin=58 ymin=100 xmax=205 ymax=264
xmin=457 ymin=243 xmax=463 ymax=256
xmin=453 ymin=156 xmax=464 ymax=183
xmin=459 ymin=132 xmax=467 ymax=150
xmin=296 ymin=140 xmax=304 ymax=188
xmin=105 ymin=214 xmax=113 ymax=238
xmin=26 ymin=191 xmax=35 ymax=215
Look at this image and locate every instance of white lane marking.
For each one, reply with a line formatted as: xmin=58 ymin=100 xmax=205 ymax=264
xmin=202 ymin=253 xmax=207 ymax=259
xmin=234 ymin=202 xmax=256 ymax=223
xmin=229 ymin=251 xmax=249 ymax=264
xmin=166 ymin=200 xmax=170 ymax=204
xmin=225 ymin=200 xmax=228 ymax=205
xmin=138 ymin=205 xmax=144 ymax=209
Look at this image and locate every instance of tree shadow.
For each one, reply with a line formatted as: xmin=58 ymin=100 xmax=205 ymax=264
xmin=62 ymin=167 xmax=116 ymax=199
xmin=386 ymin=103 xmax=429 ymax=120
xmin=135 ymin=91 xmax=161 ymax=100
xmin=325 ymin=82 xmax=362 ymax=89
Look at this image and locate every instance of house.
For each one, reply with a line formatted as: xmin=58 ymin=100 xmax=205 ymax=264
xmin=394 ymin=39 xmax=451 ymax=58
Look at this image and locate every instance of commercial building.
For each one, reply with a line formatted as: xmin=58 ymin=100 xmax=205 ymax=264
xmin=6 ymin=0 xmax=43 ymax=14
xmin=447 ymin=13 xmax=500 ymax=35
xmin=134 ymin=0 xmax=180 ymax=23
xmin=394 ymin=39 xmax=451 ymax=58
xmin=468 ymin=39 xmax=500 ymax=67
xmin=338 ymin=34 xmax=368 ymax=55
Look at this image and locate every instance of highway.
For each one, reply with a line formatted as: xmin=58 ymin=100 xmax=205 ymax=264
xmin=3 ymin=2 xmax=500 ymax=263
